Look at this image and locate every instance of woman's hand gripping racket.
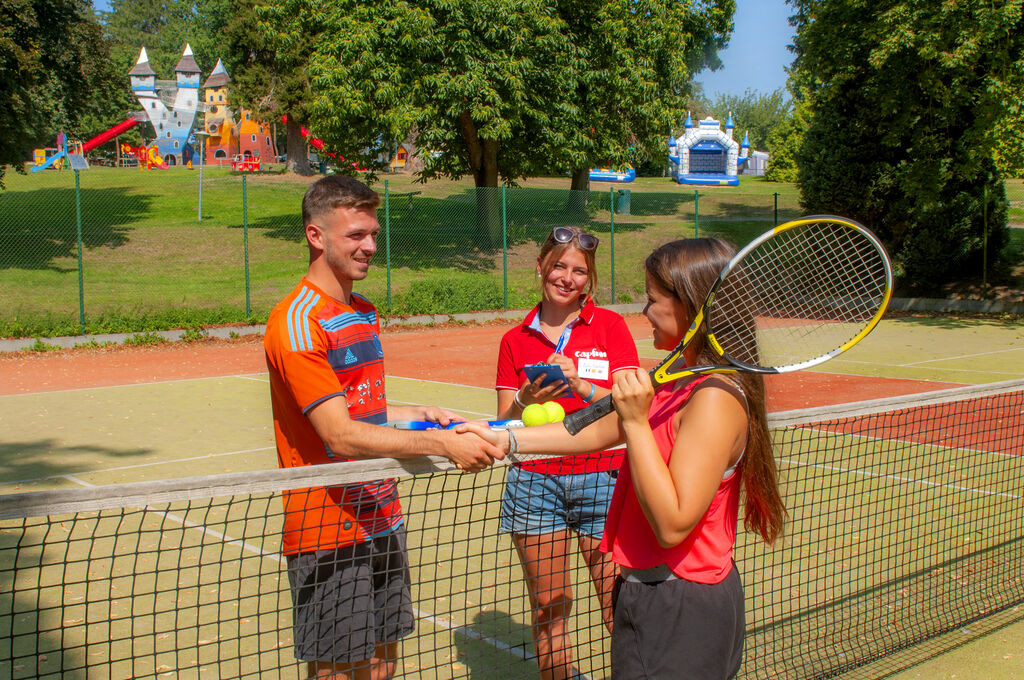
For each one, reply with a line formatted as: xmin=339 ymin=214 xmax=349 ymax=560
xmin=563 ymin=215 xmax=893 ymax=435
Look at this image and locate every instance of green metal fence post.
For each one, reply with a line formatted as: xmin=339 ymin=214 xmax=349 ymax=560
xmin=983 ymin=183 xmax=988 ymax=290
xmin=610 ymin=191 xmax=616 ymax=304
xmin=774 ymin=192 xmax=779 ymax=226
xmin=385 ymin=180 xmax=392 ymax=309
xmin=243 ymin=174 xmax=251 ymax=317
xmin=694 ymin=189 xmax=700 ymax=238
xmin=75 ymin=169 xmax=85 ymax=335
xmin=502 ymin=185 xmax=508 ymax=309
xmin=609 ymin=189 xmax=616 ymax=304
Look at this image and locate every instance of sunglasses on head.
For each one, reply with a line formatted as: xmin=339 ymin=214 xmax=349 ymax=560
xmin=552 ymin=227 xmax=599 ymax=251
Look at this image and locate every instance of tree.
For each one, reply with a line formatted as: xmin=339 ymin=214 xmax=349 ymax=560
xmin=550 ymin=0 xmax=735 ymax=195
xmin=283 ymin=0 xmax=734 ymax=239
xmin=0 ymin=0 xmax=116 ymax=186
xmin=701 ymin=87 xmax=790 ymax=152
xmin=763 ymin=85 xmax=809 ymax=183
xmin=790 ymin=0 xmax=1024 ymax=289
xmin=221 ymin=0 xmax=317 ymax=175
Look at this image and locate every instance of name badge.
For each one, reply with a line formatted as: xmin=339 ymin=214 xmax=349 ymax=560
xmin=577 ymin=358 xmax=609 ymax=381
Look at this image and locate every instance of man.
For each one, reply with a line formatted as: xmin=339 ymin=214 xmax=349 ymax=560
xmin=265 ymin=175 xmax=502 ymax=679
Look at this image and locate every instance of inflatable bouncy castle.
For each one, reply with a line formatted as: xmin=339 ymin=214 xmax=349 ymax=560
xmin=668 ymin=112 xmax=749 ymax=186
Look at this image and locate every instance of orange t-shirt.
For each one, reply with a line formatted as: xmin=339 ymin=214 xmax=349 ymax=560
xmin=265 ymin=279 xmax=401 ymax=554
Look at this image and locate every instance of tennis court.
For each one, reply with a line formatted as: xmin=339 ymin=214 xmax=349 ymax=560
xmin=0 ymin=314 xmax=1021 ymax=678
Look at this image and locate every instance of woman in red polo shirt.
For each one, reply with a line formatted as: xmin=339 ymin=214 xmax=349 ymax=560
xmin=495 ymin=226 xmax=639 ymax=680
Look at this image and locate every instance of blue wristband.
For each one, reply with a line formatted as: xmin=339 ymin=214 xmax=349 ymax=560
xmin=582 ymin=382 xmax=596 ymax=403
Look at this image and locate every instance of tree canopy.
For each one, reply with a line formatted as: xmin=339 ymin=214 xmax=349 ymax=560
xmin=0 ymin=0 xmax=116 ymax=186
xmin=700 ymin=87 xmax=790 ymax=152
xmin=790 ymin=0 xmax=1024 ymax=289
xmin=278 ymin=0 xmax=734 ymax=191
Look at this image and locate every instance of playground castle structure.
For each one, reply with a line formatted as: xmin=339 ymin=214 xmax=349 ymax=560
xmin=128 ymin=45 xmax=201 ymax=167
xmin=129 ymin=45 xmax=276 ymax=167
xmin=668 ymin=112 xmax=750 ymax=186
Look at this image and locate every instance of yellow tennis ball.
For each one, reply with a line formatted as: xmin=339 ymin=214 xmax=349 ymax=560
xmin=543 ymin=401 xmax=565 ymax=423
xmin=521 ymin=403 xmax=550 ymax=427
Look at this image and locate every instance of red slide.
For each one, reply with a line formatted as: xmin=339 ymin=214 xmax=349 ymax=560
xmin=81 ymin=115 xmax=144 ymax=154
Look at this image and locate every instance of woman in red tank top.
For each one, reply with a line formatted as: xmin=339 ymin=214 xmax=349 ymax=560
xmin=462 ymin=238 xmax=786 ymax=679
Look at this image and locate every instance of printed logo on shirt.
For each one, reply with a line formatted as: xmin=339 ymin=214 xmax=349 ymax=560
xmin=344 ymin=348 xmax=357 ymax=365
xmin=575 ymin=349 xmax=608 ymax=360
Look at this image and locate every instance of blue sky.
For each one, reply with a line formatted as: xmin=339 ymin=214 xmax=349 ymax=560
xmin=93 ymin=0 xmax=795 ymax=99
xmin=695 ymin=0 xmax=796 ymax=99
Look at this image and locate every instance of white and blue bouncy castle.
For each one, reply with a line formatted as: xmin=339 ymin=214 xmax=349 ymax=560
xmin=668 ymin=112 xmax=750 ymax=186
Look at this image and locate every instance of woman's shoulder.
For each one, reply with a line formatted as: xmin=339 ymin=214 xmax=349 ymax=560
xmin=686 ymin=376 xmax=749 ymax=415
xmin=588 ymin=303 xmax=629 ymax=325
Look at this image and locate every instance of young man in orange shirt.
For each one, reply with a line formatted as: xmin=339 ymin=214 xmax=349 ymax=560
xmin=265 ymin=176 xmax=503 ymax=679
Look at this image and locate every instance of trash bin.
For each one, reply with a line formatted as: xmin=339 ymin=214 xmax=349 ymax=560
xmin=615 ymin=189 xmax=631 ymax=216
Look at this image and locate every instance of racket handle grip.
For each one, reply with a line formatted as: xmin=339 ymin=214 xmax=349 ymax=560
xmin=562 ymin=394 xmax=614 ymax=435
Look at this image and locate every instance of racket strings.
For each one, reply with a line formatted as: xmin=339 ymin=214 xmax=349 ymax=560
xmin=708 ymin=221 xmax=889 ymax=370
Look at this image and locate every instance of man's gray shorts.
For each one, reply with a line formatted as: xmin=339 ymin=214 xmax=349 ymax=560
xmin=286 ymin=526 xmax=415 ymax=664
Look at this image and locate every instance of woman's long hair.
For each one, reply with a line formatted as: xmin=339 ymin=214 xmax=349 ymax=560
xmin=645 ymin=239 xmax=786 ymax=545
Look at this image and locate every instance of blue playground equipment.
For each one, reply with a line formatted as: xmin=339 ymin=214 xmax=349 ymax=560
xmin=589 ymin=166 xmax=636 ymax=182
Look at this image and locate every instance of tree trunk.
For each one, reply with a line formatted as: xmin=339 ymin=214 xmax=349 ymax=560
xmin=460 ymin=112 xmax=501 ymax=246
xmin=285 ymin=116 xmax=312 ymax=176
xmin=567 ymin=167 xmax=591 ymax=216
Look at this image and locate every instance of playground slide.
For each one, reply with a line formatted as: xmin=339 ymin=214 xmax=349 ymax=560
xmin=31 ymin=152 xmax=68 ymax=173
xmin=82 ymin=115 xmax=143 ymax=153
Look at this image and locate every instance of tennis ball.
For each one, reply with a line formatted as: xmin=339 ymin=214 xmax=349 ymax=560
xmin=521 ymin=403 xmax=550 ymax=427
xmin=543 ymin=401 xmax=565 ymax=423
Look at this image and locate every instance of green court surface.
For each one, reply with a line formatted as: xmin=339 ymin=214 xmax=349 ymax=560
xmin=0 ymin=314 xmax=1021 ymax=679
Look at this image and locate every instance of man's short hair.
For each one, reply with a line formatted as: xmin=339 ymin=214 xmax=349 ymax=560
xmin=302 ymin=175 xmax=381 ymax=226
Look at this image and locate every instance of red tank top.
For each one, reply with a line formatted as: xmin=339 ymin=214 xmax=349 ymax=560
xmin=600 ymin=377 xmax=742 ymax=584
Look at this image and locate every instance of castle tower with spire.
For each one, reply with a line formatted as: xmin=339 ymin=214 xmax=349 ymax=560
xmin=202 ymin=58 xmax=236 ymax=163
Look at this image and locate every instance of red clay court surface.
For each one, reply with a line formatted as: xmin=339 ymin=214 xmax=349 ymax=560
xmin=0 ymin=316 xmax=964 ymax=411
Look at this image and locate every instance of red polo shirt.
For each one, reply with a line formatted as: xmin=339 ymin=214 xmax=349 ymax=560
xmin=496 ymin=298 xmax=640 ymax=474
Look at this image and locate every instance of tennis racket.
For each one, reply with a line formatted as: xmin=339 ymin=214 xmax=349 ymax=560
xmin=563 ymin=215 xmax=893 ymax=435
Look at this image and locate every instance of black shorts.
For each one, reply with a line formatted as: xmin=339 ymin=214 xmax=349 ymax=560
xmin=611 ymin=563 xmax=745 ymax=679
xmin=286 ymin=526 xmax=415 ymax=664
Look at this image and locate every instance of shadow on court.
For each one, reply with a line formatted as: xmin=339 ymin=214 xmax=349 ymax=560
xmin=453 ymin=609 xmax=537 ymax=679
xmin=0 ymin=440 xmax=154 ymax=490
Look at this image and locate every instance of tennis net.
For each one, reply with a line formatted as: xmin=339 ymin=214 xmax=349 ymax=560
xmin=0 ymin=379 xmax=1021 ymax=679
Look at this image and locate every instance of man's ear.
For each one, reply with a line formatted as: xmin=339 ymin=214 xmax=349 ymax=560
xmin=306 ymin=222 xmax=324 ymax=251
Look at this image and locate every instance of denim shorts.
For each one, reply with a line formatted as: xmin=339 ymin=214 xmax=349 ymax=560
xmin=499 ymin=465 xmax=617 ymax=538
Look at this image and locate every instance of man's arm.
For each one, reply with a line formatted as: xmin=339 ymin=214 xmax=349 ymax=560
xmin=308 ymin=396 xmax=502 ymax=472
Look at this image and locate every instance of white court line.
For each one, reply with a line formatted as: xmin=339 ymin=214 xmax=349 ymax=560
xmin=63 ymin=475 xmax=546 ymax=670
xmin=900 ymin=346 xmax=1024 ymax=367
xmin=779 ymin=427 xmax=1023 ymax=501
xmin=3 ymin=446 xmax=276 ymax=488
xmin=0 ymin=372 xmax=269 ymax=397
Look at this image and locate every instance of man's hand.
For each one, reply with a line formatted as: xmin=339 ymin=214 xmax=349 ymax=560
xmin=440 ymin=428 xmax=505 ymax=472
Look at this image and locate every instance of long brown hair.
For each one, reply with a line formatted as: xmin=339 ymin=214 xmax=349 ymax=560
xmin=645 ymin=239 xmax=786 ymax=545
xmin=537 ymin=227 xmax=598 ymax=299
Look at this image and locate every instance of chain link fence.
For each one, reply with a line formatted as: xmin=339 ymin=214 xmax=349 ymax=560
xmin=0 ymin=166 xmax=804 ymax=338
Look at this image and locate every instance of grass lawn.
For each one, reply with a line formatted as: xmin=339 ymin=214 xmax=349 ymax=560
xmin=1 ymin=164 xmax=1015 ymax=338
